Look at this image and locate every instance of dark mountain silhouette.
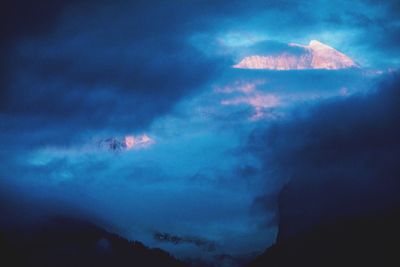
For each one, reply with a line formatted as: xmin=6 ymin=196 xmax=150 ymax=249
xmin=153 ymin=231 xmax=216 ymax=252
xmin=0 ymin=216 xmax=188 ymax=267
xmin=248 ymin=208 xmax=400 ymax=267
xmin=247 ymin=75 xmax=400 ymax=267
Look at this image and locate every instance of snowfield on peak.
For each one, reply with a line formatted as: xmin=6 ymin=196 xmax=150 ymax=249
xmin=233 ymin=40 xmax=358 ymax=70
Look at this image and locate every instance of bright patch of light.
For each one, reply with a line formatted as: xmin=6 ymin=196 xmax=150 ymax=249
xmin=216 ymin=80 xmax=280 ymax=121
xmin=233 ymin=40 xmax=358 ymax=70
xmin=124 ymin=134 xmax=154 ymax=150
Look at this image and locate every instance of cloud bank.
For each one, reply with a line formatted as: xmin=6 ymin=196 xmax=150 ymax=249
xmin=1 ymin=0 xmax=400 ymax=265
xmin=249 ymin=73 xmax=400 ymax=239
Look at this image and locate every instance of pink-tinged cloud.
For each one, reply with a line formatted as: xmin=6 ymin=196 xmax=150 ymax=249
xmin=124 ymin=134 xmax=154 ymax=150
xmin=214 ymin=80 xmax=266 ymax=94
xmin=221 ymin=94 xmax=280 ymax=121
xmin=233 ymin=40 xmax=358 ymax=70
xmin=221 ymin=94 xmax=279 ymax=108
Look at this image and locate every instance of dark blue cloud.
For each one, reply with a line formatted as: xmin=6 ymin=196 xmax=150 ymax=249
xmin=1 ymin=1 xmax=400 ymax=265
xmin=249 ymin=73 xmax=400 ymax=238
xmin=2 ymin=0 xmax=398 ymax=148
xmin=1 ymin=1 xmax=230 ymax=147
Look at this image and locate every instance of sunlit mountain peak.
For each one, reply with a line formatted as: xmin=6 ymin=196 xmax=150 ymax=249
xmin=309 ymin=39 xmax=329 ymax=47
xmin=233 ymin=40 xmax=358 ymax=70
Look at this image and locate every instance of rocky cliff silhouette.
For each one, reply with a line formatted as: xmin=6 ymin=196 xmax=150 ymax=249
xmin=247 ymin=74 xmax=400 ymax=267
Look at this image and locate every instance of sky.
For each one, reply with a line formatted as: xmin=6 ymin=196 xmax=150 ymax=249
xmin=1 ymin=0 xmax=400 ymax=264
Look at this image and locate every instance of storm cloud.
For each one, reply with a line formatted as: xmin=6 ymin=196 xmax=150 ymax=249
xmin=249 ymin=73 xmax=400 ymax=238
xmin=1 ymin=0 xmax=400 ymax=265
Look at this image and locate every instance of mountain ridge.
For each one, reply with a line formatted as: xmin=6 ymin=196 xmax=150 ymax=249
xmin=234 ymin=40 xmax=358 ymax=70
xmin=0 ymin=216 xmax=188 ymax=267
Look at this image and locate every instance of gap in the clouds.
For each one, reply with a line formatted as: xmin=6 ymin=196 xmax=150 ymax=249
xmin=3 ymin=61 xmax=384 ymax=263
xmin=1 ymin=15 xmax=389 ymax=264
xmin=1 ymin=1 xmax=400 ymax=266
